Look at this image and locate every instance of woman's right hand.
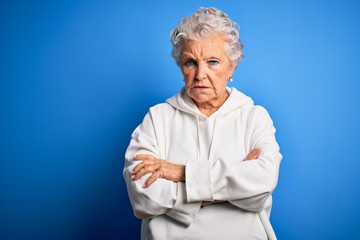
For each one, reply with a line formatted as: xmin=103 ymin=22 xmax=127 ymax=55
xmin=132 ymin=154 xmax=185 ymax=188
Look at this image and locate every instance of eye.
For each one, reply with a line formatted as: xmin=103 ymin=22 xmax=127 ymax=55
xmin=208 ymin=60 xmax=219 ymax=66
xmin=184 ymin=59 xmax=196 ymax=67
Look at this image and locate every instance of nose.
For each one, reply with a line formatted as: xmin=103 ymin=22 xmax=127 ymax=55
xmin=195 ymin=62 xmax=206 ymax=80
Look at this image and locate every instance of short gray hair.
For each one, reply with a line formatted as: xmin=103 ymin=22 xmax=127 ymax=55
xmin=170 ymin=7 xmax=243 ymax=65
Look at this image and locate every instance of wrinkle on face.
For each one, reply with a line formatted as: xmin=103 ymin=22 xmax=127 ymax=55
xmin=180 ymin=34 xmax=237 ymax=112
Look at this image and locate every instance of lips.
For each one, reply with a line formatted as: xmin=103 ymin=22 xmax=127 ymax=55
xmin=194 ymin=86 xmax=209 ymax=89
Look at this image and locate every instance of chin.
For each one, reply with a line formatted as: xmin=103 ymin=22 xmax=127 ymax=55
xmin=192 ymin=96 xmax=211 ymax=105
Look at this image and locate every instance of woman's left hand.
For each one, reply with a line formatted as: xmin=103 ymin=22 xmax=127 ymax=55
xmin=202 ymin=148 xmax=262 ymax=206
xmin=132 ymin=154 xmax=185 ymax=188
xmin=244 ymin=148 xmax=261 ymax=160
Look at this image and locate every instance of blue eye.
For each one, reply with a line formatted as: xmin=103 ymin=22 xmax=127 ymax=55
xmin=184 ymin=60 xmax=196 ymax=67
xmin=208 ymin=60 xmax=219 ymax=66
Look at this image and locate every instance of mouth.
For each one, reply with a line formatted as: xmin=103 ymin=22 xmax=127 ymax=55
xmin=193 ymin=86 xmax=209 ymax=90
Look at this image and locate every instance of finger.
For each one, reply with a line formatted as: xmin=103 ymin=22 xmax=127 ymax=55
xmin=134 ymin=154 xmax=155 ymax=161
xmin=132 ymin=158 xmax=159 ymax=175
xmin=252 ymin=148 xmax=261 ymax=159
xmin=143 ymin=171 xmax=161 ymax=188
xmin=132 ymin=162 xmax=145 ymax=175
xmin=245 ymin=148 xmax=261 ymax=160
xmin=133 ymin=168 xmax=147 ymax=180
xmin=249 ymin=148 xmax=260 ymax=159
xmin=133 ymin=163 xmax=160 ymax=180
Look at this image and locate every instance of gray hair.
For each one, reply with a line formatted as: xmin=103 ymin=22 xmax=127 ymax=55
xmin=170 ymin=7 xmax=243 ymax=65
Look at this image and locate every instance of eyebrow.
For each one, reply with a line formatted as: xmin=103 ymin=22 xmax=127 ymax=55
xmin=181 ymin=53 xmax=221 ymax=61
xmin=181 ymin=52 xmax=194 ymax=58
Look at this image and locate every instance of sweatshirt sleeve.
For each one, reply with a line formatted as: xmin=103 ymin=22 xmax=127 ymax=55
xmin=185 ymin=106 xmax=282 ymax=212
xmin=123 ymin=110 xmax=201 ymax=226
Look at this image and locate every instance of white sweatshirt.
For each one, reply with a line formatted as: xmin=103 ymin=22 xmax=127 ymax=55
xmin=123 ymin=87 xmax=282 ymax=240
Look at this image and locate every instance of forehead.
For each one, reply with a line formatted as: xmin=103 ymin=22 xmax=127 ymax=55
xmin=181 ymin=34 xmax=227 ymax=58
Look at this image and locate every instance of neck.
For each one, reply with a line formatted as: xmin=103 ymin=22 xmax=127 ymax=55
xmin=195 ymin=92 xmax=229 ymax=116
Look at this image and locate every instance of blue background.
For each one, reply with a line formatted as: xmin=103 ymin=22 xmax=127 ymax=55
xmin=1 ymin=0 xmax=360 ymax=239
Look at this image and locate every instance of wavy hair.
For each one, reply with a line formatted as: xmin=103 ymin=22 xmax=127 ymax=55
xmin=170 ymin=7 xmax=243 ymax=65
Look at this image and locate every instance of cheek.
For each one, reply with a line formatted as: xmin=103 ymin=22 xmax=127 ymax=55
xmin=211 ymin=75 xmax=228 ymax=91
xmin=214 ymin=82 xmax=227 ymax=92
xmin=181 ymin=69 xmax=194 ymax=82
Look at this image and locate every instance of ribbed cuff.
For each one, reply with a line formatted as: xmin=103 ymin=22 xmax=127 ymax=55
xmin=185 ymin=160 xmax=213 ymax=202
xmin=166 ymin=182 xmax=201 ymax=226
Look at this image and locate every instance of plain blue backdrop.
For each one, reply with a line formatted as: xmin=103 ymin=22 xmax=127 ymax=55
xmin=1 ymin=0 xmax=360 ymax=239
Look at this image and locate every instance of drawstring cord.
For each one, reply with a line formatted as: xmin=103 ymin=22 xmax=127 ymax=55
xmin=208 ymin=115 xmax=219 ymax=167
xmin=195 ymin=115 xmax=201 ymax=161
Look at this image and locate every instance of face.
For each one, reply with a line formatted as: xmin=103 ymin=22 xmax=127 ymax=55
xmin=180 ymin=34 xmax=237 ymax=108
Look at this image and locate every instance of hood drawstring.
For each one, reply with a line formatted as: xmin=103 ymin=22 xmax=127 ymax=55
xmin=208 ymin=115 xmax=219 ymax=166
xmin=195 ymin=115 xmax=201 ymax=161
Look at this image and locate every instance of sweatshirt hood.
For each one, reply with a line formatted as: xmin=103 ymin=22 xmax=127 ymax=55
xmin=166 ymin=87 xmax=254 ymax=117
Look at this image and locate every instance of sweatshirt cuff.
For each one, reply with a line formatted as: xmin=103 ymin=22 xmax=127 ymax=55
xmin=166 ymin=182 xmax=201 ymax=226
xmin=185 ymin=159 xmax=213 ymax=202
xmin=229 ymin=193 xmax=271 ymax=212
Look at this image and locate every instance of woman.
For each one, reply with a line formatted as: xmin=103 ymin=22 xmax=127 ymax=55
xmin=123 ymin=7 xmax=282 ymax=240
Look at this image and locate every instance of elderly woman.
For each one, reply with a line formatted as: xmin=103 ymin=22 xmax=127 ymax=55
xmin=123 ymin=7 xmax=282 ymax=240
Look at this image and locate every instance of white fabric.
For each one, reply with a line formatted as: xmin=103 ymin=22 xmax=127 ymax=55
xmin=123 ymin=87 xmax=282 ymax=240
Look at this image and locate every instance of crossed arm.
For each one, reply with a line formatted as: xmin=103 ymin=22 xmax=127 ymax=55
xmin=131 ymin=148 xmax=261 ymax=188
